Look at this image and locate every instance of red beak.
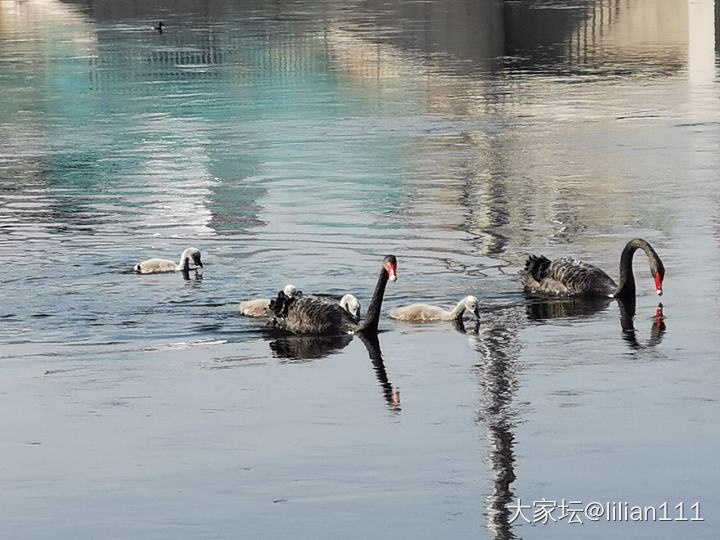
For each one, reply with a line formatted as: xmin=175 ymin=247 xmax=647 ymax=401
xmin=386 ymin=263 xmax=397 ymax=281
xmin=654 ymin=273 xmax=663 ymax=296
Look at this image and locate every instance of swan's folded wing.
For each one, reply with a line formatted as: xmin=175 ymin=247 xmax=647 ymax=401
xmin=284 ymin=296 xmax=357 ymax=335
xmin=136 ymin=258 xmax=176 ymax=273
xmin=239 ymin=298 xmax=271 ymax=317
xmin=389 ymin=303 xmax=445 ymax=321
xmin=547 ymin=258 xmax=616 ymax=296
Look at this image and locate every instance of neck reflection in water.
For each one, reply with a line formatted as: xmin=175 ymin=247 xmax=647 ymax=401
xmin=464 ymin=294 xmax=668 ymax=537
xmin=267 ymin=330 xmax=400 ymax=410
xmin=618 ymin=299 xmax=667 ymax=350
xmin=466 ymin=307 xmax=524 ymax=540
xmin=525 ymin=296 xmax=666 ymax=350
xmin=358 ymin=332 xmax=401 ymax=411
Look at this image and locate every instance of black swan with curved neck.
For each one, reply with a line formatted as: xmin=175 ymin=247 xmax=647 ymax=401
xmin=270 ymin=255 xmax=397 ymax=335
xmin=518 ymin=238 xmax=665 ymax=299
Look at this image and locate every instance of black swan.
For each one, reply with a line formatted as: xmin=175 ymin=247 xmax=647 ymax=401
xmin=134 ymin=247 xmax=203 ymax=274
xmin=154 ymin=22 xmax=164 ymax=33
xmin=270 ymin=255 xmax=397 ymax=335
xmin=239 ymin=286 xmax=360 ymax=320
xmin=389 ymin=295 xmax=480 ymax=322
xmin=518 ymin=238 xmax=664 ymax=299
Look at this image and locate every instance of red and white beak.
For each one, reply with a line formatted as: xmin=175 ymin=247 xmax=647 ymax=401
xmin=386 ymin=263 xmax=397 ymax=282
xmin=654 ymin=273 xmax=663 ymax=296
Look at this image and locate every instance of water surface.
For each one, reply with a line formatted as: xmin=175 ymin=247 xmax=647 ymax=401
xmin=1 ymin=1 xmax=719 ymax=538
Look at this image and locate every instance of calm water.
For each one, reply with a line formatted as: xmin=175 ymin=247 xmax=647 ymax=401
xmin=1 ymin=0 xmax=719 ymax=538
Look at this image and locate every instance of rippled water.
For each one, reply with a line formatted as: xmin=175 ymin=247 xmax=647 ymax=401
xmin=1 ymin=1 xmax=719 ymax=538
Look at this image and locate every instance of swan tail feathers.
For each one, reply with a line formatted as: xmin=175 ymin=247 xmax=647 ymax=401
xmin=524 ymin=254 xmax=552 ymax=281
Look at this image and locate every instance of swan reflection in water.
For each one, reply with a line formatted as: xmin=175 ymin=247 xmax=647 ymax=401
xmin=524 ymin=295 xmax=613 ymax=321
xmin=181 ymin=268 xmax=202 ymax=281
xmin=525 ymin=296 xmax=666 ymax=349
xmin=466 ymin=307 xmax=525 ymax=540
xmin=267 ymin=330 xmax=400 ymax=410
xmin=458 ymin=296 xmax=666 ymax=539
xmin=618 ymin=298 xmax=666 ymax=350
xmin=269 ymin=333 xmax=353 ymax=360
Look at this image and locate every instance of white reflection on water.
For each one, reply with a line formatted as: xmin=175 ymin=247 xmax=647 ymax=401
xmin=688 ymin=0 xmax=716 ymax=84
xmin=128 ymin=114 xmax=216 ymax=237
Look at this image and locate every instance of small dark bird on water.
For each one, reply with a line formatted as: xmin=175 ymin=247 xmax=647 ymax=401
xmin=154 ymin=22 xmax=164 ymax=33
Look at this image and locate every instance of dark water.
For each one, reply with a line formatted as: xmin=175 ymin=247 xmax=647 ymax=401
xmin=1 ymin=1 xmax=719 ymax=538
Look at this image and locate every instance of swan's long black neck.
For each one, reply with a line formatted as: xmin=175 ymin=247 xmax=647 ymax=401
xmin=614 ymin=238 xmax=662 ymax=299
xmin=358 ymin=267 xmax=389 ymax=334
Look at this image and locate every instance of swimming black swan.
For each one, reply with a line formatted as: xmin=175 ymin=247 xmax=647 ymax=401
xmin=240 ymin=287 xmax=360 ymax=320
xmin=270 ymin=255 xmax=397 ymax=335
xmin=134 ymin=247 xmax=203 ymax=274
xmin=389 ymin=295 xmax=480 ymax=322
xmin=518 ymin=238 xmax=664 ymax=299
